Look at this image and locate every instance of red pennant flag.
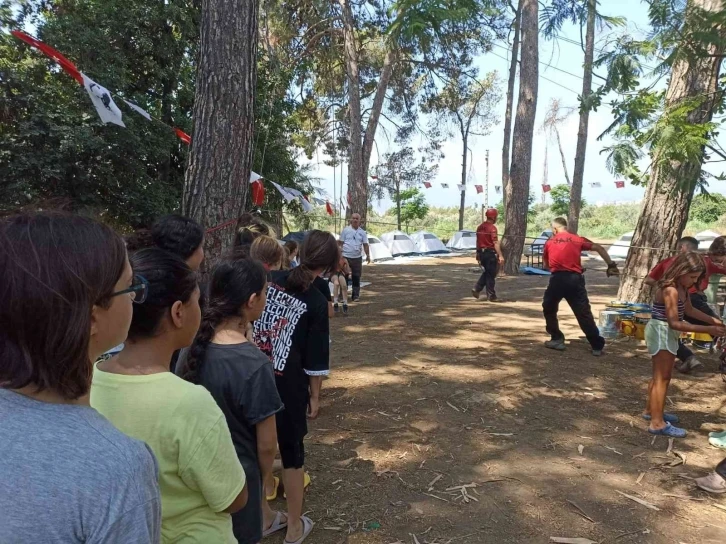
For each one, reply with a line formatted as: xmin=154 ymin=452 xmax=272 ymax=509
xmin=542 ymin=184 xmax=552 ymax=193
xmin=12 ymin=31 xmax=83 ymax=84
xmin=475 ymin=185 xmax=483 ymax=194
xmin=251 ymin=180 xmax=265 ymax=206
xmin=174 ymin=128 xmax=191 ymax=145
xmin=325 ymin=201 xmax=334 ymax=216
xmin=423 ymin=182 xmax=432 ymax=189
xmin=615 ymin=180 xmax=625 ymax=188
xmin=371 ymin=175 xmax=378 ymax=180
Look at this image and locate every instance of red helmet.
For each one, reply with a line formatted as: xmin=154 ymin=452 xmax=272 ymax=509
xmin=485 ymin=208 xmax=498 ymax=220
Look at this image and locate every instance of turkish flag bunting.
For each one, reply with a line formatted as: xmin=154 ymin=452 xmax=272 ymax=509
xmin=423 ymin=182 xmax=432 ymax=189
xmin=475 ymin=185 xmax=483 ymax=194
xmin=325 ymin=201 xmax=334 ymax=216
xmin=174 ymin=128 xmax=191 ymax=144
xmin=371 ymin=175 xmax=378 ymax=180
xmin=251 ymin=180 xmax=265 ymax=206
xmin=542 ymin=184 xmax=552 ymax=193
xmin=11 ymin=31 xmax=83 ymax=84
xmin=615 ymin=180 xmax=625 ymax=188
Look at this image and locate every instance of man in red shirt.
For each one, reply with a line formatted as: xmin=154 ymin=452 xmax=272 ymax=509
xmin=472 ymin=208 xmax=505 ymax=302
xmin=542 ymin=217 xmax=620 ymax=355
xmin=645 ymin=236 xmax=726 ymax=372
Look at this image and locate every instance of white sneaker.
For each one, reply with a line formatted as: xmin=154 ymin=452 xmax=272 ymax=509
xmin=695 ymin=472 xmax=726 ymax=494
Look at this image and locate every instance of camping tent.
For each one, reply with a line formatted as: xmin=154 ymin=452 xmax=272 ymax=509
xmin=446 ymin=230 xmax=477 ymax=251
xmin=696 ymin=230 xmax=721 ymax=247
xmin=380 ymin=230 xmax=418 ymax=257
xmin=411 ymin=231 xmax=450 ymax=255
xmin=365 ymin=235 xmax=394 ymax=262
xmin=281 ymin=231 xmax=308 ymax=243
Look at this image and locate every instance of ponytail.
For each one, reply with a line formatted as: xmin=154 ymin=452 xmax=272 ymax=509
xmin=182 ymin=307 xmax=222 ymax=384
xmin=285 ymin=230 xmax=339 ymax=294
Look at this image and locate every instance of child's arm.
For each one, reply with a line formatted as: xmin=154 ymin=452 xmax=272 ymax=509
xmin=255 ymin=416 xmax=278 ymax=495
xmin=664 ymin=287 xmax=726 ymax=335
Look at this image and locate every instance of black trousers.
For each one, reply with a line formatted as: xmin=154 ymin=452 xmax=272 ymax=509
xmin=676 ymin=292 xmax=720 ymax=360
xmin=345 ymin=256 xmax=363 ymax=298
xmin=475 ymin=249 xmax=498 ymax=298
xmin=542 ymin=271 xmax=604 ymax=350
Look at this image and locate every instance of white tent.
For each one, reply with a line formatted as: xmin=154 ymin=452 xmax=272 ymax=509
xmin=696 ymin=230 xmax=721 ymax=246
xmin=411 ymin=231 xmax=450 ymax=254
xmin=380 ymin=230 xmax=418 ymax=257
xmin=446 ymin=230 xmax=477 ymax=251
xmin=365 ymin=235 xmax=394 ymax=262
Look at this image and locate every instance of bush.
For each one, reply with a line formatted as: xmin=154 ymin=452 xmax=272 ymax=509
xmin=689 ymin=193 xmax=726 ymax=224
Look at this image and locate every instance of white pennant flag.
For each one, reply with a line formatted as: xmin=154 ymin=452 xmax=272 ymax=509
xmin=457 ymin=184 xmax=465 ymax=192
xmin=122 ymin=100 xmax=151 ymax=121
xmin=82 ymin=73 xmax=125 ymax=127
xmin=339 ymin=197 xmax=347 ymax=214
xmin=250 ymin=171 xmax=262 ymax=183
xmin=495 ymin=186 xmax=501 ymax=194
xmin=270 ymin=181 xmax=296 ymax=202
xmin=590 ymin=182 xmax=602 ymax=188
xmin=441 ymin=183 xmax=449 ymax=189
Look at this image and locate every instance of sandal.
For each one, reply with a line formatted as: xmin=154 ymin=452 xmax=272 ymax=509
xmin=642 ymin=413 xmax=679 ymax=424
xmin=284 ymin=515 xmax=314 ymax=544
xmin=263 ymin=511 xmax=288 ymax=537
xmin=695 ymin=472 xmax=726 ymax=494
xmin=708 ymin=432 xmax=726 ymax=450
xmin=648 ymin=422 xmax=687 ymax=438
xmin=283 ymin=471 xmax=311 ymax=499
xmin=266 ymin=476 xmax=280 ymax=501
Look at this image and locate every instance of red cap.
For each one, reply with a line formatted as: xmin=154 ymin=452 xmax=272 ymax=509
xmin=485 ymin=208 xmax=498 ymax=220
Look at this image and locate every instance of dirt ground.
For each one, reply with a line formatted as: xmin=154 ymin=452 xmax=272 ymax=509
xmin=267 ymin=254 xmax=726 ymax=544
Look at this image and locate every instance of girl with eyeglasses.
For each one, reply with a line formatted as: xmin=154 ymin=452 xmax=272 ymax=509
xmin=91 ymin=248 xmax=248 ymax=543
xmin=0 ymin=212 xmax=161 ymax=543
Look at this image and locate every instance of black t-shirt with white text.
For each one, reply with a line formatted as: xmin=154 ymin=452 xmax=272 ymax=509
xmin=253 ymin=270 xmax=330 ymax=438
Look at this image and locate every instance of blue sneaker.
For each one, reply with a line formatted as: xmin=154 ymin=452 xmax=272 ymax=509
xmin=648 ymin=422 xmax=687 ymax=438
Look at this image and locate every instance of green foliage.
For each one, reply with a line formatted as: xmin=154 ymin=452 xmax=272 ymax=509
xmin=399 ymin=187 xmax=428 ymax=223
xmin=689 ymin=193 xmax=726 ymax=224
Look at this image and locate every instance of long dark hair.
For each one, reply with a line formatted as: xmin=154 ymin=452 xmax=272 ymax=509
xmin=127 ymin=248 xmax=198 ymax=339
xmin=126 ymin=214 xmax=204 ymax=260
xmin=182 ymin=258 xmax=267 ymax=384
xmin=0 ymin=212 xmax=126 ymax=399
xmin=286 ymin=230 xmax=339 ymax=293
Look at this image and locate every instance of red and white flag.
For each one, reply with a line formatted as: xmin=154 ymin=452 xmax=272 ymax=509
xmin=542 ymin=184 xmax=552 ymax=193
xmin=325 ymin=201 xmax=334 ymax=216
xmin=475 ymin=185 xmax=483 ymax=194
xmin=423 ymin=182 xmax=432 ymax=189
xmin=174 ymin=128 xmax=191 ymax=145
xmin=615 ymin=180 xmax=625 ymax=189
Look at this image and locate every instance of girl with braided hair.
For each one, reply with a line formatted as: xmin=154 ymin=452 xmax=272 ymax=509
xmin=178 ymin=258 xmax=285 ymax=543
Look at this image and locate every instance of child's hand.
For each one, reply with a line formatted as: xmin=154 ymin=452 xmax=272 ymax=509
xmin=708 ymin=324 xmax=726 ymax=337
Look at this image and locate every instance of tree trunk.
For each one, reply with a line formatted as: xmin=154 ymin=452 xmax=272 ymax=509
xmin=396 ymin=176 xmax=401 ymax=230
xmin=338 ymin=0 xmax=366 ymax=221
xmin=362 ymin=48 xmax=396 ymax=179
xmin=501 ymin=0 xmax=537 ymax=275
xmin=459 ymin=135 xmax=468 ymax=230
xmin=501 ymin=0 xmax=521 ymax=210
xmin=567 ymin=0 xmax=595 ymax=233
xmin=617 ymin=0 xmax=724 ymax=302
xmin=182 ymin=0 xmax=257 ymax=271
xmin=555 ymin=128 xmax=571 ymax=186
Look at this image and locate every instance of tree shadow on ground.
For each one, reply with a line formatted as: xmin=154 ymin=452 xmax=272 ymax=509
xmin=267 ymin=256 xmax=726 ymax=544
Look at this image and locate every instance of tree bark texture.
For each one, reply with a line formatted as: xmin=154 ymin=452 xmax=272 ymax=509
xmin=182 ymin=0 xmax=258 ymax=270
xmin=501 ymin=0 xmax=521 ymax=210
xmin=338 ymin=0 xmax=366 ymax=221
xmin=567 ymin=0 xmax=595 ymax=233
xmin=502 ymin=0 xmax=537 ymax=275
xmin=617 ymin=0 xmax=724 ymax=302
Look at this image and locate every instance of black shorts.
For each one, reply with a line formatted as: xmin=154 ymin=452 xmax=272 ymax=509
xmin=278 ymin=439 xmax=305 ymax=469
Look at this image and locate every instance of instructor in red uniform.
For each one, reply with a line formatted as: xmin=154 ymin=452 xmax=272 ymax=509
xmin=472 ymin=208 xmax=505 ymax=302
xmin=542 ymin=217 xmax=619 ymax=356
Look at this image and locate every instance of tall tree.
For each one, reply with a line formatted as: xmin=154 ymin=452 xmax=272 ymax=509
xmin=425 ymin=71 xmax=501 ymax=230
xmin=501 ymin=0 xmax=538 ymax=274
xmin=182 ymin=0 xmax=258 ymax=266
xmin=541 ymin=0 xmax=624 ymax=233
xmin=371 ymin=146 xmax=437 ymax=229
xmin=502 ymin=0 xmax=521 ymax=210
xmin=598 ymin=0 xmax=726 ymax=301
xmin=541 ymin=98 xmax=573 ymax=186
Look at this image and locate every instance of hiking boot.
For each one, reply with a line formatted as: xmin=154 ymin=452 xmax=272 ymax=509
xmin=592 ymin=348 xmax=603 ymax=357
xmin=471 ymin=288 xmax=481 ymax=300
xmin=334 ymin=303 xmax=339 ymax=313
xmin=488 ymin=296 xmax=501 ymax=303
xmin=343 ymin=303 xmax=348 ymax=315
xmin=544 ymin=339 xmax=566 ymax=351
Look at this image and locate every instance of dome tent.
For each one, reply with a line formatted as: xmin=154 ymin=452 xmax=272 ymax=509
xmin=446 ymin=230 xmax=477 ymax=251
xmin=380 ymin=230 xmax=418 ymax=257
xmin=411 ymin=231 xmax=449 ymax=255
xmin=365 ymin=235 xmax=394 ymax=262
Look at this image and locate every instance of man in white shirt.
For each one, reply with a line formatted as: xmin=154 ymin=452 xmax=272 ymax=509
xmin=338 ymin=213 xmax=370 ymax=301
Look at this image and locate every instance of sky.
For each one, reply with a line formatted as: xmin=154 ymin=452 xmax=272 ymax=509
xmin=301 ymin=1 xmax=726 ymax=215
